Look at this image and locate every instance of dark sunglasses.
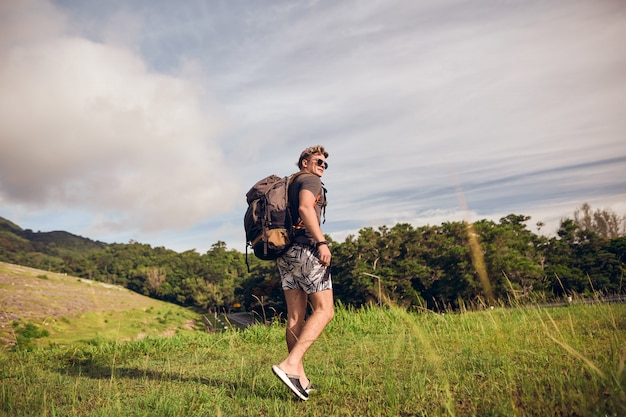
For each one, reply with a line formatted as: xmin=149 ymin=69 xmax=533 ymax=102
xmin=312 ymin=158 xmax=328 ymax=169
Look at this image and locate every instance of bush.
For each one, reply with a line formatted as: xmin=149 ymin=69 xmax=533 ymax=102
xmin=11 ymin=321 xmax=50 ymax=351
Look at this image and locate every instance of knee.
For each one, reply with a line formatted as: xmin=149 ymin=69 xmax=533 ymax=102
xmin=287 ymin=312 xmax=306 ymax=329
xmin=320 ymin=305 xmax=334 ymax=325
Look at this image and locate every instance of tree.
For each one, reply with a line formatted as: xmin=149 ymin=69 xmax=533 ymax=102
xmin=475 ymin=215 xmax=546 ymax=300
xmin=545 ymin=219 xmax=625 ymax=296
xmin=574 ymin=203 xmax=625 ymax=238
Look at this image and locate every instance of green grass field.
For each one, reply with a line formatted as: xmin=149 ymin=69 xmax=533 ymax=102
xmin=1 ymin=300 xmax=625 ymax=416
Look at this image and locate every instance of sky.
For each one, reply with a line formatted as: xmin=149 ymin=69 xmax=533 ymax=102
xmin=1 ymin=0 xmax=625 ymax=253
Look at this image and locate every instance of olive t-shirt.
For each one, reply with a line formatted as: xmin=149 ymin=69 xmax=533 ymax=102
xmin=288 ymin=172 xmax=326 ymax=247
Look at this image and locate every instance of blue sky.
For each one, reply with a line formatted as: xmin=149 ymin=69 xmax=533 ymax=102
xmin=1 ymin=0 xmax=625 ymax=253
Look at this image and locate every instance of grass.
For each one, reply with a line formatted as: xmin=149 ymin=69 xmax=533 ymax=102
xmin=0 ymin=262 xmax=209 ymax=346
xmin=1 ymin=302 xmax=624 ymax=416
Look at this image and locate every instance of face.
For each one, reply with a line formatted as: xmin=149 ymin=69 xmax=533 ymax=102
xmin=302 ymin=153 xmax=327 ymax=177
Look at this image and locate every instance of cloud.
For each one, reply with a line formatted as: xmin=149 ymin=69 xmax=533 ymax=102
xmin=0 ymin=0 xmax=238 ymax=234
xmin=200 ymin=0 xmax=626 ymax=249
xmin=1 ymin=0 xmax=625 ymax=253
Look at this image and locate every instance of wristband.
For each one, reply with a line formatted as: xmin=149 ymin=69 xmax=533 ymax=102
xmin=315 ymin=241 xmax=328 ymax=248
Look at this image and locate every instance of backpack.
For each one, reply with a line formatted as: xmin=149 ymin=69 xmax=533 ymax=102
xmin=244 ymin=173 xmax=301 ymax=264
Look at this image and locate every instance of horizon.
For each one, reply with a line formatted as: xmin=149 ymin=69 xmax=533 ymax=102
xmin=1 ymin=203 xmax=618 ymax=254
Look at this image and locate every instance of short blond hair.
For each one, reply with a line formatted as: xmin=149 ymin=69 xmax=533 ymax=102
xmin=297 ymin=145 xmax=329 ymax=169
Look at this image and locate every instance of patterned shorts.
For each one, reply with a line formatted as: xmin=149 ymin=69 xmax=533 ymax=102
xmin=277 ymin=243 xmax=332 ymax=294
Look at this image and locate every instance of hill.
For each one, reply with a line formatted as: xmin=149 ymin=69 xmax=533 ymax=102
xmin=0 ymin=262 xmax=200 ymax=347
xmin=0 ymin=215 xmax=105 ymax=256
xmin=0 ymin=217 xmax=21 ymax=233
xmin=0 ymin=215 xmax=253 ymax=318
xmin=0 ymin=216 xmax=108 ymax=278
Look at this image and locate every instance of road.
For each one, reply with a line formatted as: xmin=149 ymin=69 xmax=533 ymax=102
xmin=227 ymin=312 xmax=257 ymax=327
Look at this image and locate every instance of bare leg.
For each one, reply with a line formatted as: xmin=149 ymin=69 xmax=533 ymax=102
xmin=279 ymin=289 xmax=334 ymax=387
xmin=284 ymin=289 xmax=307 ymax=353
xmin=282 ymin=289 xmax=308 ymax=384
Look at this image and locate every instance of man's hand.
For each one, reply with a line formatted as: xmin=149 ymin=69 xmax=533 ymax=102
xmin=318 ymin=244 xmax=331 ymax=266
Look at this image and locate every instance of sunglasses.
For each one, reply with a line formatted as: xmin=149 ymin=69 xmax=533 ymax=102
xmin=312 ymin=158 xmax=328 ymax=169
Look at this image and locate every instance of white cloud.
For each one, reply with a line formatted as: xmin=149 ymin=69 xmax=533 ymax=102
xmin=1 ymin=0 xmax=625 ymax=252
xmin=0 ymin=0 xmax=238 ymax=235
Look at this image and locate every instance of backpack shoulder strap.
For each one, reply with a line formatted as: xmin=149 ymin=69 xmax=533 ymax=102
xmin=288 ymin=171 xmax=305 ymax=185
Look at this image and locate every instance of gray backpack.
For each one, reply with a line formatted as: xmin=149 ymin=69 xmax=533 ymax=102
xmin=244 ymin=173 xmax=301 ymax=262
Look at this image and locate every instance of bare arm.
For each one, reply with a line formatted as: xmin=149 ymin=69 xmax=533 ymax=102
xmin=298 ymin=189 xmax=331 ymax=266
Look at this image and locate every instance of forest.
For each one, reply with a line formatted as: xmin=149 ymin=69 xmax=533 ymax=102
xmin=1 ymin=203 xmax=624 ymax=315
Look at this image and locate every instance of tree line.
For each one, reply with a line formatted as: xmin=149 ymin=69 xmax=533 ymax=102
xmin=0 ymin=204 xmax=624 ymax=315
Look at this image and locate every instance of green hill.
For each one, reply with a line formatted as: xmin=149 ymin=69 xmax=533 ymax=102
xmin=0 ymin=215 xmax=106 ymax=255
xmin=22 ymin=229 xmax=105 ymax=252
xmin=0 ymin=216 xmax=108 ymax=277
xmin=0 ymin=217 xmax=22 ymax=233
xmin=0 ymin=262 xmax=201 ymax=347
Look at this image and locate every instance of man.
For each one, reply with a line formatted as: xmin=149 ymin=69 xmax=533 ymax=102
xmin=271 ymin=145 xmax=334 ymax=401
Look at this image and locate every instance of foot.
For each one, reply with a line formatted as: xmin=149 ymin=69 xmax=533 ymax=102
xmin=272 ymin=365 xmax=309 ymax=401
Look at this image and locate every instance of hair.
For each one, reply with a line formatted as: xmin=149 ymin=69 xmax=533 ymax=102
xmin=297 ymin=145 xmax=329 ymax=169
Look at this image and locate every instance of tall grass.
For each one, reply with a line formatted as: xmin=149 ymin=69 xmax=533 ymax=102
xmin=1 ymin=302 xmax=624 ymax=416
